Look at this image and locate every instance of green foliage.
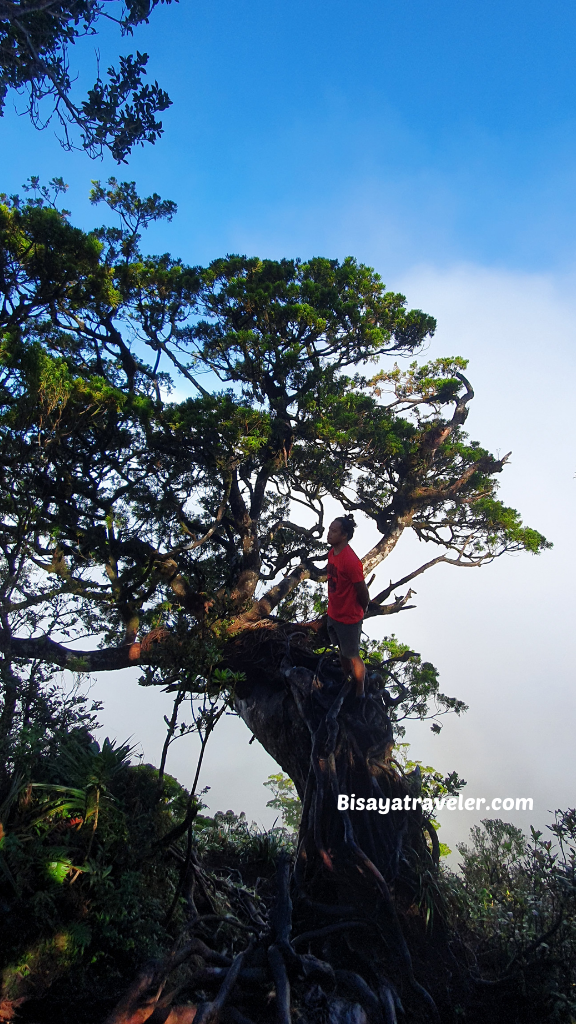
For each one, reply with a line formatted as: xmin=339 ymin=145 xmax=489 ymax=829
xmin=361 ymin=635 xmax=469 ymax=736
xmin=369 ymin=356 xmax=470 ymax=403
xmin=0 ymin=682 xmax=193 ymax=1017
xmin=276 ymin=581 xmax=327 ymax=621
xmin=264 ymin=773 xmax=302 ymax=832
xmin=442 ymin=813 xmax=576 ymax=1021
xmin=0 ymin=179 xmax=549 ymax=714
xmin=0 ymin=2 xmax=174 ymax=160
xmin=195 ymin=255 xmax=437 ymax=403
xmin=193 ymin=808 xmax=296 ymax=861
xmin=0 ymin=667 xmax=103 ymax=786
xmin=394 ymin=740 xmax=466 ymax=799
xmin=393 ymin=741 xmax=467 ymax=859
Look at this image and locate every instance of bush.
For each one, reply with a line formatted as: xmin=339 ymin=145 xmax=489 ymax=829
xmin=441 ymin=813 xmax=576 ymax=1021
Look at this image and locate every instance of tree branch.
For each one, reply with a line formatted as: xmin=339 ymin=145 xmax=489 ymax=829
xmin=0 ymin=629 xmax=154 ymax=671
xmin=365 ymin=590 xmax=416 ymax=617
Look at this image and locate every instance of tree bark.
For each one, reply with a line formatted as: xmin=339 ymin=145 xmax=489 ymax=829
xmin=227 ymin=627 xmax=440 ymax=1021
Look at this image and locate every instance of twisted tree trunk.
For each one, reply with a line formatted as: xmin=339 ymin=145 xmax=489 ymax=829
xmin=226 ymin=625 xmax=441 ymax=1022
xmin=98 ymin=625 xmax=449 ymax=1024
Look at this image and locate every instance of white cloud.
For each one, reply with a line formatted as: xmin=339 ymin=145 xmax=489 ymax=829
xmin=371 ymin=263 xmax=576 ymax=855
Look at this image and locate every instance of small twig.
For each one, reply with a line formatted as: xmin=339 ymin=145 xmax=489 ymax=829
xmin=157 ymin=690 xmax=186 ymax=796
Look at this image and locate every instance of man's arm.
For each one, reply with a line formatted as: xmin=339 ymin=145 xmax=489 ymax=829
xmin=354 ymin=580 xmax=370 ymax=613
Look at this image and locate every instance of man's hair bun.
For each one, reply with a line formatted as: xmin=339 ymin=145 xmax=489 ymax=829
xmin=337 ymin=514 xmax=356 ymax=539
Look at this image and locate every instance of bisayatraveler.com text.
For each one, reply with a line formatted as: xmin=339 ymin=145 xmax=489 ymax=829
xmin=337 ymin=795 xmax=534 ymax=813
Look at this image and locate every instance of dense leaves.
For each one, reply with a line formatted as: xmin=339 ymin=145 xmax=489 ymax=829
xmin=0 ymin=687 xmax=183 ymax=1017
xmin=0 ymin=683 xmax=290 ymax=1022
xmin=441 ymin=814 xmax=576 ymax=1022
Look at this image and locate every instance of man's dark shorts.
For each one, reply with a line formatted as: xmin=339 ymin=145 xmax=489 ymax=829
xmin=326 ymin=615 xmax=363 ymax=659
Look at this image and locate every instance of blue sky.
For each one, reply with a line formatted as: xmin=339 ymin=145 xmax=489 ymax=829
xmin=3 ymin=0 xmax=576 ymax=849
xmin=4 ymin=0 xmax=576 ymax=271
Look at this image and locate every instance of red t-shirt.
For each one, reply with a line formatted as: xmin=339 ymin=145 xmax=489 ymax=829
xmin=327 ymin=545 xmax=365 ymax=624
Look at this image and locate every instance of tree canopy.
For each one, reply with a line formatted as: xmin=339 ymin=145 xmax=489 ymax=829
xmin=0 ymin=178 xmax=549 ymax=690
xmin=0 ymin=0 xmax=173 ymax=159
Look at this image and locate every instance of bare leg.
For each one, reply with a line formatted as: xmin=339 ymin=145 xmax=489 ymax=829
xmin=339 ymin=654 xmax=366 ymax=697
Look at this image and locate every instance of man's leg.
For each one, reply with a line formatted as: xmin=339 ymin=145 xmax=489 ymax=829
xmin=339 ymin=653 xmax=366 ymax=697
xmin=327 ymin=617 xmax=366 ymax=698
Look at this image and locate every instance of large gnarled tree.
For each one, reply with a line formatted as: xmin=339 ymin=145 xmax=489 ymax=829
xmin=0 ymin=181 xmax=549 ymax=1022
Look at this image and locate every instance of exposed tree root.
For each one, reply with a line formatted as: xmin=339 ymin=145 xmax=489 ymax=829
xmin=104 ymin=638 xmax=448 ymax=1024
xmin=194 ymin=944 xmax=253 ymax=1024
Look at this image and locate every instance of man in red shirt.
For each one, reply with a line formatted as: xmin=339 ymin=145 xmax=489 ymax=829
xmin=325 ymin=516 xmax=370 ymax=698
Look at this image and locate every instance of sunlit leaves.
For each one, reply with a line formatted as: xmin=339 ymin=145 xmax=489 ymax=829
xmin=369 ymin=357 xmax=469 ymax=405
xmin=194 ymin=255 xmax=436 ymax=404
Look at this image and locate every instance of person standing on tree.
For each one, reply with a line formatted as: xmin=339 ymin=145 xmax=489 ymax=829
xmin=325 ymin=516 xmax=370 ymax=698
